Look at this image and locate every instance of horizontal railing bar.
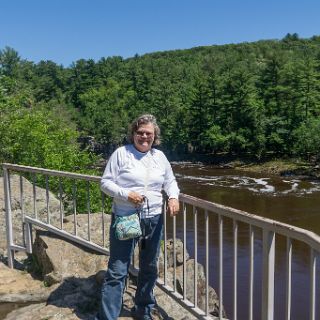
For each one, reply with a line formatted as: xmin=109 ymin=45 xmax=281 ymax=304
xmin=24 ymin=216 xmax=109 ymax=256
xmin=2 ymin=163 xmax=101 ymax=182
xmin=9 ymin=244 xmax=27 ymax=252
xmin=180 ymin=194 xmax=320 ymax=252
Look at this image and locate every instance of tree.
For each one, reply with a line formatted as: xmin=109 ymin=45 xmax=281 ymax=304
xmin=78 ymin=80 xmax=129 ymax=149
xmin=293 ymin=119 xmax=320 ymax=158
xmin=0 ymin=46 xmax=20 ymax=77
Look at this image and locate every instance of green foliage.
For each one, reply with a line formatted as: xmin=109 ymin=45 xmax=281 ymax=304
xmin=0 ymin=75 xmax=103 ymax=213
xmin=2 ymin=34 xmax=320 ymax=163
xmin=202 ymin=125 xmax=228 ymax=153
xmin=0 ymin=105 xmax=91 ymax=171
xmin=78 ymin=80 xmax=129 ymax=146
xmin=293 ymin=119 xmax=320 ymax=157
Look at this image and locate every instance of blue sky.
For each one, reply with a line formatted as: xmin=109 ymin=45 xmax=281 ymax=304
xmin=0 ymin=0 xmax=319 ymax=67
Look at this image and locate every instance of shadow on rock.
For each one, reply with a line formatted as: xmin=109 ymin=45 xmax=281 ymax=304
xmin=46 ymin=275 xmax=100 ymax=319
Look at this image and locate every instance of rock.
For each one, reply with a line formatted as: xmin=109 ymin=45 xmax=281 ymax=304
xmin=32 ymin=225 xmax=109 ymax=281
xmin=4 ymin=282 xmax=197 ymax=320
xmin=3 ymin=302 xmax=84 ymax=320
xmin=43 ymin=271 xmax=63 ymax=286
xmin=132 ymin=239 xmax=223 ymax=317
xmin=94 ymin=269 xmax=107 ymax=285
xmin=160 ymin=238 xmax=189 ymax=268
xmin=133 ymin=238 xmax=189 ymax=276
xmin=0 ymin=175 xmax=61 ymax=222
xmin=171 ymin=259 xmax=226 ymax=317
xmin=62 ymin=213 xmax=111 ymax=248
xmin=162 ymin=259 xmax=226 ymax=317
xmin=0 ymin=262 xmax=57 ymax=303
xmin=0 ymin=174 xmax=62 ymax=250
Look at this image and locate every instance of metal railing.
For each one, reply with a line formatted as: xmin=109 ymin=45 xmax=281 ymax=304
xmin=2 ymin=163 xmax=320 ymax=320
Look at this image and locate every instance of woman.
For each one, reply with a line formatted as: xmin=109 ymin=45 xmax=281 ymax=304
xmin=96 ymin=114 xmax=180 ymax=320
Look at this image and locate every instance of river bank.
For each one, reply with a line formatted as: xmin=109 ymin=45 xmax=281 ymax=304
xmin=226 ymin=158 xmax=320 ymax=178
xmin=167 ymin=151 xmax=320 ymax=178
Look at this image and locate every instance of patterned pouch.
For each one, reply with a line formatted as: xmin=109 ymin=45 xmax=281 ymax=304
xmin=113 ymin=213 xmax=142 ymax=240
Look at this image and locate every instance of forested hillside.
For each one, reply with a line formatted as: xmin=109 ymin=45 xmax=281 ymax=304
xmin=1 ymin=33 xmax=320 ymax=171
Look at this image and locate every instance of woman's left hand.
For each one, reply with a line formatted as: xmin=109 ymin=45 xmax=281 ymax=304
xmin=168 ymin=198 xmax=180 ymax=216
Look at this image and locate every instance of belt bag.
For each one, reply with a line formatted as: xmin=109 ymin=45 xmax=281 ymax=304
xmin=113 ymin=213 xmax=142 ymax=240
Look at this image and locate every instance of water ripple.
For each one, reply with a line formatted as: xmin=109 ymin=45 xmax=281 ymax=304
xmin=175 ymin=173 xmax=320 ymax=196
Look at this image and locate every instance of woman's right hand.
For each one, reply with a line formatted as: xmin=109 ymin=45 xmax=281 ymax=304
xmin=128 ymin=191 xmax=144 ymax=206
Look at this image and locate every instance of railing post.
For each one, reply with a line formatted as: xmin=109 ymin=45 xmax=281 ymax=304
xmin=249 ymin=225 xmax=254 ymax=320
xmin=24 ymin=222 xmax=33 ymax=254
xmin=183 ymin=202 xmax=187 ymax=301
xmin=261 ymin=229 xmax=275 ymax=320
xmin=233 ymin=220 xmax=238 ymax=320
xmin=218 ymin=214 xmax=223 ymax=320
xmin=3 ymin=167 xmax=14 ymax=268
xmin=163 ymin=198 xmax=167 ymax=286
xmin=173 ymin=213 xmax=177 ymax=292
xmin=193 ymin=206 xmax=198 ymax=307
xmin=309 ymin=248 xmax=316 ymax=320
xmin=285 ymin=237 xmax=292 ymax=320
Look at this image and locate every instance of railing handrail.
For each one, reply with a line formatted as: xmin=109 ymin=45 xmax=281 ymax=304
xmin=180 ymin=193 xmax=320 ymax=251
xmin=2 ymin=162 xmax=101 ymax=182
xmin=4 ymin=162 xmax=320 ymax=249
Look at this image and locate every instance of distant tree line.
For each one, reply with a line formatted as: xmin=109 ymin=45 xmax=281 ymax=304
xmin=1 ymin=33 xmax=320 ymax=168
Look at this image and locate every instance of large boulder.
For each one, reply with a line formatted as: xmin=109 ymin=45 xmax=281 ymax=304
xmin=158 ymin=238 xmax=189 ymax=275
xmin=32 ymin=214 xmax=111 ymax=285
xmin=175 ymin=259 xmax=226 ymax=318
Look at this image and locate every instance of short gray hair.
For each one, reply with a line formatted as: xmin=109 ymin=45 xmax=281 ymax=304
xmin=128 ymin=114 xmax=161 ymax=146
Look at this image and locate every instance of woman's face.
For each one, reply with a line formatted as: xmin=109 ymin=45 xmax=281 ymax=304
xmin=133 ymin=123 xmax=155 ymax=153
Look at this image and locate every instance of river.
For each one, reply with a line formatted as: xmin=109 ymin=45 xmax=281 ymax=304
xmin=171 ymin=162 xmax=320 ymax=320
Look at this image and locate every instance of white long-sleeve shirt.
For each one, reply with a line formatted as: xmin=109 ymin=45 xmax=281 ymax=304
xmin=101 ymin=144 xmax=180 ymax=217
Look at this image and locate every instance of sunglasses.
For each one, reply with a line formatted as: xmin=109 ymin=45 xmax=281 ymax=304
xmin=135 ymin=131 xmax=154 ymax=138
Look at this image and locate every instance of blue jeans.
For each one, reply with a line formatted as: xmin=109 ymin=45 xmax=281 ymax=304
xmin=95 ymin=214 xmax=163 ymax=320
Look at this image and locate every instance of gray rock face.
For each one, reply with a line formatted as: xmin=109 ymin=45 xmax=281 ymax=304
xmin=0 ymin=174 xmax=62 ymax=221
xmin=0 ymin=174 xmax=62 ymax=248
xmin=0 ymin=262 xmax=57 ymax=303
xmin=32 ymin=215 xmax=110 ymax=283
xmin=159 ymin=238 xmax=190 ymax=271
xmin=175 ymin=259 xmax=226 ymax=317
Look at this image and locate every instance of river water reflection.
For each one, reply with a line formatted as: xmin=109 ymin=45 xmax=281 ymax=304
xmin=171 ymin=162 xmax=320 ymax=320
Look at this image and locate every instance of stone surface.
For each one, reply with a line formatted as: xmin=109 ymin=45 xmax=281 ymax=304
xmin=32 ymin=214 xmax=111 ymax=281
xmin=0 ymin=174 xmax=62 ymax=249
xmin=0 ymin=261 xmax=57 ymax=303
xmin=3 ymin=281 xmax=198 ymax=320
xmin=175 ymin=259 xmax=226 ymax=317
